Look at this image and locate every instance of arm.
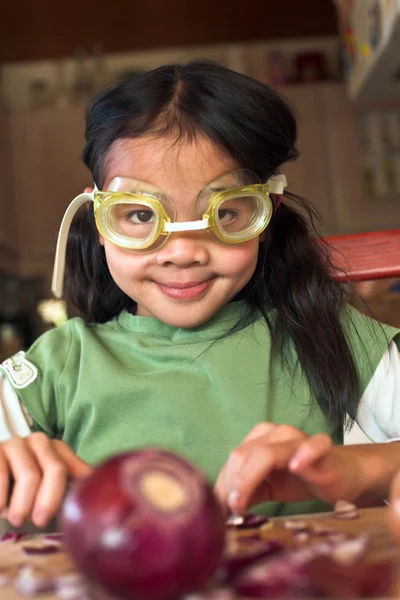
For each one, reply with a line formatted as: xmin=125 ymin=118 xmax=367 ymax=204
xmin=0 ymin=372 xmax=92 ymax=527
xmin=215 ymin=424 xmax=400 ymax=515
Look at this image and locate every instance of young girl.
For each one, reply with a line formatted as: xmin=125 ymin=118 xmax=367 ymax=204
xmin=0 ymin=60 xmax=399 ymax=530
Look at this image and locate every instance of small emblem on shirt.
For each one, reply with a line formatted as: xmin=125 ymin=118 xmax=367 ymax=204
xmin=0 ymin=351 xmax=38 ymax=389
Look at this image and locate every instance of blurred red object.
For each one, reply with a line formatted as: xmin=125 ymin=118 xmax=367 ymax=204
xmin=325 ymin=229 xmax=400 ymax=282
xmin=325 ymin=229 xmax=400 ymax=327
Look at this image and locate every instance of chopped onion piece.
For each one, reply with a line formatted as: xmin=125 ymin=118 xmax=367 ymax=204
xmin=22 ymin=544 xmax=61 ymax=556
xmin=330 ymin=535 xmax=369 ymax=564
xmin=15 ymin=565 xmax=55 ymax=595
xmin=44 ymin=533 xmax=64 ymax=545
xmin=334 ymin=500 xmax=359 ymax=519
xmin=0 ymin=531 xmax=28 ymax=543
xmin=283 ymin=519 xmax=308 ymax=531
xmin=225 ymin=514 xmax=270 ymax=529
xmin=292 ymin=530 xmax=310 ymax=543
xmin=218 ymin=538 xmax=283 ymax=582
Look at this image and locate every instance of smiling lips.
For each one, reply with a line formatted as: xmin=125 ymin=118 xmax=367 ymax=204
xmin=155 ymin=278 xmax=215 ymax=300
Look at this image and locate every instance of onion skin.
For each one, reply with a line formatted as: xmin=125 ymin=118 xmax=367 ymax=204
xmin=60 ymin=449 xmax=225 ymax=600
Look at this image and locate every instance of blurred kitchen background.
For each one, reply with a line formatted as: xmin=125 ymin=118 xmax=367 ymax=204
xmin=0 ymin=0 xmax=400 ymax=358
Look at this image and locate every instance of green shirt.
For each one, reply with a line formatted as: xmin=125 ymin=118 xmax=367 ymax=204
xmin=2 ymin=302 xmax=399 ymax=516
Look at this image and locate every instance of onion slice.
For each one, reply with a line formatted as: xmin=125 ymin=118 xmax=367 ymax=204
xmin=225 ymin=514 xmax=270 ymax=529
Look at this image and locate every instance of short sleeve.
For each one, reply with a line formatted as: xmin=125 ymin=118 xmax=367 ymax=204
xmin=355 ymin=341 xmax=400 ymax=442
xmin=0 ymin=323 xmax=73 ymax=437
xmin=341 ymin=305 xmax=400 ymax=397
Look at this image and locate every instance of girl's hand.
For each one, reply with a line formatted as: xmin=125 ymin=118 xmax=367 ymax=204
xmin=0 ymin=433 xmax=93 ymax=528
xmin=388 ymin=470 xmax=400 ymax=542
xmin=214 ymin=422 xmax=363 ymax=516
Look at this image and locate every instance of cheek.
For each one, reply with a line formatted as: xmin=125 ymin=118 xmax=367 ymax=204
xmin=103 ymin=243 xmax=149 ymax=280
xmin=219 ymin=240 xmax=260 ymax=275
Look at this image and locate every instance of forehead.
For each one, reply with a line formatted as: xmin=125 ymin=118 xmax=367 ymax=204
xmin=103 ymin=135 xmax=240 ymax=193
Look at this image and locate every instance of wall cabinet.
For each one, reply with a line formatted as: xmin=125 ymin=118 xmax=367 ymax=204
xmin=280 ymin=84 xmax=336 ymax=235
xmin=280 ymin=82 xmax=400 ymax=235
xmin=0 ymin=111 xmax=18 ymax=274
xmin=8 ymin=105 xmax=89 ymax=280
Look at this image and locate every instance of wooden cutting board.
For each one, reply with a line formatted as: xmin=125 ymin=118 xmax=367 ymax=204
xmin=0 ymin=507 xmax=398 ymax=600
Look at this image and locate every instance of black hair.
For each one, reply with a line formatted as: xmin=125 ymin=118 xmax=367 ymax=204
xmin=65 ymin=60 xmax=360 ymax=428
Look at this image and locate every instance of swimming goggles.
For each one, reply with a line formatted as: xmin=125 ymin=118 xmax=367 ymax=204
xmin=52 ymin=169 xmax=287 ymax=297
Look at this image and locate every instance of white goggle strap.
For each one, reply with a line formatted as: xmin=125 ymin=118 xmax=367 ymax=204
xmin=164 ymin=219 xmax=209 ymax=232
xmin=51 ymin=190 xmax=95 ymax=298
xmin=268 ymin=174 xmax=287 ymax=195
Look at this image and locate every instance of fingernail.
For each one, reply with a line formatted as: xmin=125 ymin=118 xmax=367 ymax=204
xmin=393 ymin=499 xmax=400 ymax=516
xmin=8 ymin=514 xmax=22 ymax=528
xmin=289 ymin=452 xmax=306 ymax=471
xmin=228 ymin=491 xmax=240 ymax=511
xmin=32 ymin=511 xmax=47 ymax=527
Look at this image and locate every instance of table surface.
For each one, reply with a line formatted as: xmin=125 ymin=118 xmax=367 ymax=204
xmin=0 ymin=506 xmax=398 ymax=600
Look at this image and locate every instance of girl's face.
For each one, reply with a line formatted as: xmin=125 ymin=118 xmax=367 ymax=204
xmin=100 ymin=135 xmax=261 ymax=328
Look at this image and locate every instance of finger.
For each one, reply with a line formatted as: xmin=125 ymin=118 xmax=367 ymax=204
xmin=26 ymin=435 xmax=70 ymax=527
xmin=241 ymin=422 xmax=277 ymax=444
xmin=218 ymin=424 xmax=278 ymax=510
xmin=2 ymin=439 xmax=41 ymax=527
xmin=213 ymin=474 xmax=229 ymax=518
xmin=265 ymin=423 xmax=307 ymax=445
xmin=0 ymin=450 xmax=10 ymax=513
xmin=53 ymin=440 xmax=93 ymax=478
xmin=288 ymin=435 xmax=342 ymax=500
xmin=390 ymin=470 xmax=400 ymax=504
xmin=288 ymin=434 xmax=333 ymax=473
xmin=84 ymin=187 xmax=93 ymax=193
xmin=389 ymin=471 xmax=400 ymax=541
xmin=229 ymin=439 xmax=302 ymax=514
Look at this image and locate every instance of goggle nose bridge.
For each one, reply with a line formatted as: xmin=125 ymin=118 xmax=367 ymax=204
xmin=164 ymin=219 xmax=210 ymax=233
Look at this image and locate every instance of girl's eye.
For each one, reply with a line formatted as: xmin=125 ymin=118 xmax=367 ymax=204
xmin=218 ymin=208 xmax=237 ymax=223
xmin=127 ymin=210 xmax=155 ymax=224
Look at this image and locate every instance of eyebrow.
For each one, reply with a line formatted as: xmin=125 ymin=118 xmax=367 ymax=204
xmin=208 ymin=182 xmax=250 ymax=192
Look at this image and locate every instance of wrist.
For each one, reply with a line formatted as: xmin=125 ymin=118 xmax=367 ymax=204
xmin=341 ymin=443 xmax=400 ymax=503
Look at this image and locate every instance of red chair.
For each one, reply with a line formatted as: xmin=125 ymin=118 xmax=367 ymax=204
xmin=324 ymin=230 xmax=400 ymax=282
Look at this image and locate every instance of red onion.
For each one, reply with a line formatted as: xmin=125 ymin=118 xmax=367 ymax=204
xmin=15 ymin=565 xmax=56 ymax=596
xmin=304 ymin=555 xmax=394 ymax=598
xmin=60 ymin=448 xmax=225 ymax=600
xmin=232 ymin=553 xmax=308 ymax=598
xmin=233 ymin=537 xmax=393 ymax=599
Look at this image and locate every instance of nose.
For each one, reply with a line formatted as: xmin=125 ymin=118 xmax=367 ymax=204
xmin=155 ymin=231 xmax=211 ymax=268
